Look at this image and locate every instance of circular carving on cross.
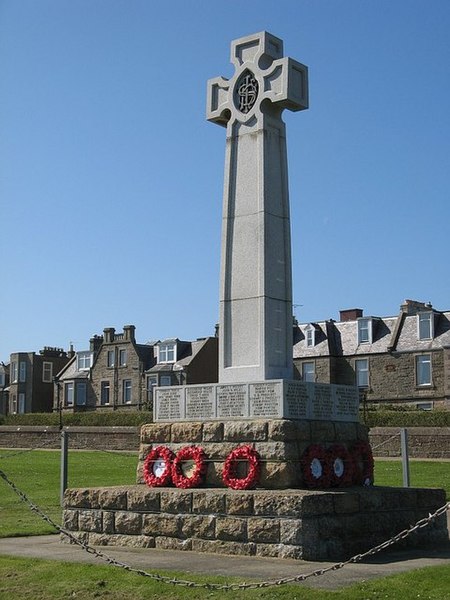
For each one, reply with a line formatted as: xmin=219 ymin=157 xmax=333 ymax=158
xmin=234 ymin=69 xmax=258 ymax=114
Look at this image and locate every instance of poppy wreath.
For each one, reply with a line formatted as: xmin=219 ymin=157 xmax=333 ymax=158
xmin=301 ymin=444 xmax=331 ymax=489
xmin=143 ymin=445 xmax=175 ymax=488
xmin=222 ymin=444 xmax=261 ymax=490
xmin=327 ymin=444 xmax=354 ymax=487
xmin=171 ymin=445 xmax=208 ymax=489
xmin=351 ymin=441 xmax=374 ymax=486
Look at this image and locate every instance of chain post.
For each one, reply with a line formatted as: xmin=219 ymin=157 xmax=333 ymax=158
xmin=400 ymin=428 xmax=410 ymax=487
xmin=60 ymin=429 xmax=68 ymax=506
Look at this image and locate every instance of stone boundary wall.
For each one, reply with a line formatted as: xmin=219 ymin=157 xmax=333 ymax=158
xmin=62 ymin=485 xmax=448 ymax=561
xmin=1 ymin=426 xmax=450 ymax=458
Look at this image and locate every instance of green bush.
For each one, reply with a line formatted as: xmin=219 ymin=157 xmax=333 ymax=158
xmin=361 ymin=409 xmax=450 ymax=427
xmin=2 ymin=411 xmax=153 ymax=427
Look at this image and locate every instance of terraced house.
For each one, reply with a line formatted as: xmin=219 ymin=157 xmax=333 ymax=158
xmin=293 ymin=299 xmax=450 ymax=410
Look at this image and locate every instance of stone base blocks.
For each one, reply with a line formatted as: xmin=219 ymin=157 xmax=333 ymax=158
xmin=137 ymin=419 xmax=369 ymax=489
xmin=63 ymin=485 xmax=448 ymax=561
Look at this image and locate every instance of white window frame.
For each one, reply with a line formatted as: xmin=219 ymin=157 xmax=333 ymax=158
xmin=107 ymin=350 xmax=115 ymax=368
xmin=416 ymin=354 xmax=432 ymax=387
xmin=355 ymin=358 xmax=369 ymax=388
xmin=122 ymin=379 xmax=132 ymax=403
xmin=357 ymin=318 xmax=372 ymax=344
xmin=77 ymin=352 xmax=92 ymax=371
xmin=43 ymin=362 xmax=53 ymax=383
xmin=418 ymin=312 xmax=433 ymax=340
xmin=19 ymin=361 xmax=27 ymax=382
xmin=301 ymin=362 xmax=315 ymax=383
xmin=11 ymin=362 xmax=18 ymax=383
xmin=65 ymin=382 xmax=74 ymax=406
xmin=158 ymin=344 xmax=176 ymax=364
xmin=305 ymin=325 xmax=315 ymax=348
xmin=100 ymin=381 xmax=110 ymax=405
xmin=119 ymin=349 xmax=127 ymax=367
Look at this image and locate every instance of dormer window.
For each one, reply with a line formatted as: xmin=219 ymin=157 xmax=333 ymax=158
xmin=418 ymin=312 xmax=433 ymax=340
xmin=158 ymin=343 xmax=176 ymax=363
xmin=357 ymin=318 xmax=372 ymax=344
xmin=77 ymin=352 xmax=92 ymax=371
xmin=305 ymin=324 xmax=315 ymax=347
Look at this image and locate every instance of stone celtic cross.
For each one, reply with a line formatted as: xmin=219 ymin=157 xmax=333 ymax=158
xmin=207 ymin=32 xmax=308 ymax=384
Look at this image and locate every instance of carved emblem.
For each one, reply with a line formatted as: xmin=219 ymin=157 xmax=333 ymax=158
xmin=235 ymin=70 xmax=258 ymax=114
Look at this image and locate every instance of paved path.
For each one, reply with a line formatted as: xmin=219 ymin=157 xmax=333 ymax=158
xmin=0 ymin=534 xmax=449 ymax=590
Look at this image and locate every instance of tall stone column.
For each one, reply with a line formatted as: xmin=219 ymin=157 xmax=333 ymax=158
xmin=207 ymin=32 xmax=308 ymax=383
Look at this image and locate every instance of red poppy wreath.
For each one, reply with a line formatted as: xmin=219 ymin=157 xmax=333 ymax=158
xmin=301 ymin=444 xmax=331 ymax=489
xmin=351 ymin=441 xmax=374 ymax=486
xmin=222 ymin=444 xmax=261 ymax=490
xmin=143 ymin=446 xmax=175 ymax=487
xmin=172 ymin=445 xmax=208 ymax=489
xmin=327 ymin=444 xmax=354 ymax=487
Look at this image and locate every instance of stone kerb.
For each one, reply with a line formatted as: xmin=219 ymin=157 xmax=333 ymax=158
xmin=137 ymin=419 xmax=369 ymax=489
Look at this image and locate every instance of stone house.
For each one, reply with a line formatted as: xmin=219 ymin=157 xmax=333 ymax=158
xmin=293 ymin=300 xmax=450 ymax=410
xmin=0 ymin=363 xmax=9 ymax=415
xmin=55 ymin=327 xmax=219 ymax=412
xmin=8 ymin=347 xmax=70 ymax=414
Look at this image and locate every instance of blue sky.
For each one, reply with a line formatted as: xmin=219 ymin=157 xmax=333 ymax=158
xmin=1 ymin=0 xmax=449 ymax=360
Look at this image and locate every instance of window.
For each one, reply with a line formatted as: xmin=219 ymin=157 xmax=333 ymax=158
xmin=355 ymin=359 xmax=369 ymax=388
xmin=19 ymin=361 xmax=26 ymax=382
xmin=158 ymin=344 xmax=175 ymax=363
xmin=418 ymin=312 xmax=433 ymax=340
xmin=43 ymin=362 xmax=53 ymax=383
xmin=65 ymin=382 xmax=74 ymax=406
xmin=107 ymin=350 xmax=115 ymax=367
xmin=101 ymin=381 xmax=110 ymax=405
xmin=302 ymin=362 xmax=315 ymax=382
xmin=416 ymin=355 xmax=431 ymax=386
xmin=0 ymin=373 xmax=5 ymax=387
xmin=305 ymin=325 xmax=315 ymax=347
xmin=119 ymin=349 xmax=127 ymax=366
xmin=77 ymin=352 xmax=92 ymax=371
xmin=357 ymin=318 xmax=371 ymax=344
xmin=146 ymin=376 xmax=157 ymax=403
xmin=160 ymin=375 xmax=172 ymax=386
xmin=76 ymin=382 xmax=87 ymax=406
xmin=122 ymin=379 xmax=132 ymax=403
xmin=11 ymin=362 xmax=18 ymax=383
xmin=11 ymin=395 xmax=17 ymax=414
xmin=416 ymin=401 xmax=433 ymax=411
xmin=18 ymin=393 xmax=25 ymax=414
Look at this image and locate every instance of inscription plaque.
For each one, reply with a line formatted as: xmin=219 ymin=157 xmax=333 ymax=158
xmin=249 ymin=382 xmax=281 ymax=417
xmin=186 ymin=386 xmax=215 ymax=420
xmin=217 ymin=385 xmax=248 ymax=418
xmin=155 ymin=388 xmax=184 ymax=421
xmin=284 ymin=381 xmax=309 ymax=419
xmin=311 ymin=384 xmax=333 ymax=420
xmin=335 ymin=385 xmax=359 ymax=421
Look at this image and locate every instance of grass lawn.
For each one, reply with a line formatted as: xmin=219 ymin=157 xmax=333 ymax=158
xmin=0 ymin=556 xmax=449 ymax=600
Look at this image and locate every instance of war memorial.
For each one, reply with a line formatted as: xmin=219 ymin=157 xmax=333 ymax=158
xmin=63 ymin=32 xmax=447 ymax=560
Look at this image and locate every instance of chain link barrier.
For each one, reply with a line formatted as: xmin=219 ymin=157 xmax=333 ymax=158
xmin=370 ymin=432 xmax=401 ymax=452
xmin=0 ymin=463 xmax=449 ymax=591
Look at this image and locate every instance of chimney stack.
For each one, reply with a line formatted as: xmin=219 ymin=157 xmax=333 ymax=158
xmin=339 ymin=308 xmax=363 ymax=322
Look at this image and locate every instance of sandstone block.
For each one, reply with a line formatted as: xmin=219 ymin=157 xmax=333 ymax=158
xmin=60 ymin=531 xmax=88 ymax=545
xmin=114 ymin=511 xmax=142 ymax=535
xmin=333 ymin=492 xmax=360 ymax=514
xmin=181 ymin=515 xmax=216 ymax=539
xmin=160 ymin=490 xmax=192 ymax=514
xmin=280 ymin=518 xmax=302 ymax=545
xmin=253 ymin=492 xmax=304 ymax=517
xmin=279 ymin=544 xmax=304 ymax=560
xmin=205 ymin=461 xmax=224 ymax=487
xmin=310 ymin=421 xmax=336 ymax=443
xmin=268 ymin=419 xmax=298 ymax=441
xmin=127 ymin=487 xmax=160 ymax=512
xmin=143 ymin=514 xmax=181 ymax=537
xmin=247 ymin=517 xmax=280 ymax=543
xmin=79 ymin=509 xmax=102 ymax=533
xmin=90 ymin=533 xmax=155 ymax=548
xmin=102 ymin=511 xmax=115 ymax=534
xmin=260 ymin=461 xmax=300 ymax=489
xmin=140 ymin=423 xmax=171 ymax=444
xmin=300 ymin=492 xmax=334 ymax=516
xmin=226 ymin=493 xmax=253 ymax=515
xmin=334 ymin=422 xmax=358 ymax=441
xmin=295 ymin=420 xmax=312 ymax=441
xmin=202 ymin=422 xmax=224 ymax=442
xmin=200 ymin=442 xmax=235 ymax=459
xmin=191 ymin=538 xmax=255 ymax=556
xmin=97 ymin=488 xmax=127 ymax=510
xmin=192 ymin=491 xmax=225 ymax=514
xmin=171 ymin=422 xmax=203 ymax=443
xmin=215 ymin=516 xmax=247 ymax=541
xmin=155 ymin=537 xmax=192 ymax=551
xmin=64 ymin=488 xmax=99 ymax=509
xmin=224 ymin=421 xmax=267 ymax=442
xmin=255 ymin=543 xmax=281 ymax=558
xmin=63 ymin=509 xmax=78 ymax=531
xmin=254 ymin=441 xmax=298 ymax=461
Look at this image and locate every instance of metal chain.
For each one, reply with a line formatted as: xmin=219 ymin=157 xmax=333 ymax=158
xmin=0 ymin=464 xmax=448 ymax=591
xmin=370 ymin=432 xmax=401 ymax=452
xmin=0 ymin=435 xmax=59 ymax=460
